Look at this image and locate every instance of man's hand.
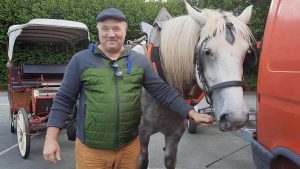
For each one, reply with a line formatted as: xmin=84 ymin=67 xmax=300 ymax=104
xmin=187 ymin=109 xmax=215 ymax=126
xmin=43 ymin=127 xmax=61 ymax=164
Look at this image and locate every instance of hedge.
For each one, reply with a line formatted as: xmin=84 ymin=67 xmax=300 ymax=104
xmin=0 ymin=0 xmax=270 ymax=85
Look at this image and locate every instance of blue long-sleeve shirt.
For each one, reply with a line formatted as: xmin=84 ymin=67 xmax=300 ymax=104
xmin=47 ymin=45 xmax=192 ymax=143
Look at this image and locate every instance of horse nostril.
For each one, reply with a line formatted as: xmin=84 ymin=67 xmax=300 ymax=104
xmin=219 ymin=114 xmax=232 ymax=129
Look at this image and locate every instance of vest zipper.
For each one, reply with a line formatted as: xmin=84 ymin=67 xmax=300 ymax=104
xmin=111 ymin=56 xmax=127 ymax=150
xmin=114 ymin=76 xmax=120 ymax=150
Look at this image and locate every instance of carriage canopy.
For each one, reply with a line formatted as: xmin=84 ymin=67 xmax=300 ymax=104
xmin=7 ymin=19 xmax=90 ymax=64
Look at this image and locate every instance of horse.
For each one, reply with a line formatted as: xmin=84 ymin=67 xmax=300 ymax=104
xmin=135 ymin=2 xmax=255 ymax=169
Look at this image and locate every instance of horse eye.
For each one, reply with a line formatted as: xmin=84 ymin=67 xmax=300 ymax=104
xmin=204 ymin=48 xmax=212 ymax=56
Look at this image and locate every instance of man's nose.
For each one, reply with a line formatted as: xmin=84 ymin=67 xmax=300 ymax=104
xmin=108 ymin=29 xmax=115 ymax=37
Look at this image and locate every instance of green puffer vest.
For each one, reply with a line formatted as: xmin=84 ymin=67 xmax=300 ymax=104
xmin=81 ymin=57 xmax=143 ymax=150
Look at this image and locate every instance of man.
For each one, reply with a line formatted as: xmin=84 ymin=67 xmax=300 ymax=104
xmin=43 ymin=8 xmax=214 ymax=169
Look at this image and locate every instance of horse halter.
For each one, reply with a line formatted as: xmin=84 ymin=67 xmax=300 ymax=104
xmin=194 ymin=16 xmax=245 ymax=105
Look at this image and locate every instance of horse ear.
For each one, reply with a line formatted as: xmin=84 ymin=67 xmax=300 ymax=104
xmin=237 ymin=5 xmax=253 ymax=24
xmin=185 ymin=2 xmax=207 ymax=27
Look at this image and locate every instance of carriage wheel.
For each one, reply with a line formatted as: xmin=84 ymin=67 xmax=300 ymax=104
xmin=10 ymin=120 xmax=14 ymax=132
xmin=187 ymin=120 xmax=197 ymax=134
xmin=16 ymin=108 xmax=31 ymax=159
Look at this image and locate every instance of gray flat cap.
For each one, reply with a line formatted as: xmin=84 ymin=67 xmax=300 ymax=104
xmin=96 ymin=8 xmax=126 ymax=22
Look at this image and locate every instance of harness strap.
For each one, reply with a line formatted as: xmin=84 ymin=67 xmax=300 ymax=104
xmin=208 ymin=81 xmax=245 ymax=95
xmin=148 ymin=45 xmax=167 ymax=82
xmin=127 ymin=55 xmax=132 ymax=74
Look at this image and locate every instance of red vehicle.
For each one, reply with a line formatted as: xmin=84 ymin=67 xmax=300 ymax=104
xmin=6 ymin=19 xmax=89 ymax=159
xmin=251 ymin=0 xmax=300 ymax=168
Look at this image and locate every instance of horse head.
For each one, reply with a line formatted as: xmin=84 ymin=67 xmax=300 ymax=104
xmin=186 ymin=2 xmax=255 ymax=131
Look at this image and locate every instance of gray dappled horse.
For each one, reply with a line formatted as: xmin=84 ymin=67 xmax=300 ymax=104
xmin=136 ymin=2 xmax=255 ymax=169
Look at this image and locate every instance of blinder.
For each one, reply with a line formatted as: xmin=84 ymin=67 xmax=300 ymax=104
xmin=243 ymin=47 xmax=257 ymax=73
xmin=225 ymin=14 xmax=257 ymax=73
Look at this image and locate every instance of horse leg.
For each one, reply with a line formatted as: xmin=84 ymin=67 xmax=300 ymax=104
xmin=138 ymin=127 xmax=152 ymax=169
xmin=163 ymin=127 xmax=185 ymax=169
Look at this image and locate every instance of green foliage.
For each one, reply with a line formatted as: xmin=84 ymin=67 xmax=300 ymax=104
xmin=0 ymin=0 xmax=270 ymax=85
xmin=0 ymin=50 xmax=6 ymax=83
xmin=12 ymin=44 xmax=75 ymax=65
xmin=244 ymin=71 xmax=258 ymax=86
xmin=186 ymin=0 xmax=271 ymax=40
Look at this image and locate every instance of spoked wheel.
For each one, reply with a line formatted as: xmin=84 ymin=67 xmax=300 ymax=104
xmin=187 ymin=120 xmax=197 ymax=134
xmin=16 ymin=108 xmax=31 ymax=159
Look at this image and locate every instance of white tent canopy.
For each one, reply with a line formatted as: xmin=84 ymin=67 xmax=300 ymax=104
xmin=7 ymin=19 xmax=90 ymax=64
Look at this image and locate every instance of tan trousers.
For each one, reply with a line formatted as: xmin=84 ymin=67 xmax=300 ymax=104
xmin=75 ymin=137 xmax=141 ymax=169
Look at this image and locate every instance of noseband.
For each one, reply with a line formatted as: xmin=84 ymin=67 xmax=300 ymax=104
xmin=194 ymin=16 xmax=245 ymax=105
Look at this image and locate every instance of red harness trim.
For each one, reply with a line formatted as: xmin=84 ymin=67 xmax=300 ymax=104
xmin=185 ymin=92 xmax=205 ymax=106
xmin=147 ymin=43 xmax=156 ymax=69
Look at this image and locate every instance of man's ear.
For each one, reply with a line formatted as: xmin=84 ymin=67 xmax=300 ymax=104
xmin=124 ymin=22 xmax=128 ymax=31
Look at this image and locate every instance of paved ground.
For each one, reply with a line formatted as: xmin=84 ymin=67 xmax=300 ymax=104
xmin=0 ymin=91 xmax=256 ymax=169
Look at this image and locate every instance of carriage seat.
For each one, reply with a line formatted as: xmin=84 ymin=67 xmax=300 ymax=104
xmin=22 ymin=64 xmax=67 ymax=75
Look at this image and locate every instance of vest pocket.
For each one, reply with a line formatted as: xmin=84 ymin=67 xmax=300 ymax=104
xmin=121 ymin=72 xmax=142 ymax=94
xmin=83 ymin=73 xmax=111 ymax=93
xmin=82 ymin=68 xmax=111 ymax=85
xmin=123 ymin=72 xmax=142 ymax=84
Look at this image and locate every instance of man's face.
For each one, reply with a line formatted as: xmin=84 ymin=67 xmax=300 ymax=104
xmin=98 ymin=19 xmax=127 ymax=53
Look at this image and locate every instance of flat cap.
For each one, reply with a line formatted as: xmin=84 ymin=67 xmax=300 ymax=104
xmin=96 ymin=8 xmax=126 ymax=22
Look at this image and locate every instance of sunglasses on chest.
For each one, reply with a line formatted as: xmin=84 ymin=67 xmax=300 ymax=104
xmin=110 ymin=61 xmax=123 ymax=79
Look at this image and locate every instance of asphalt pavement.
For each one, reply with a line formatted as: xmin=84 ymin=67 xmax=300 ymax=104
xmin=0 ymin=91 xmax=256 ymax=169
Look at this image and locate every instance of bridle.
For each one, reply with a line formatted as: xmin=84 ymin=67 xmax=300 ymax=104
xmin=194 ymin=16 xmax=245 ymax=105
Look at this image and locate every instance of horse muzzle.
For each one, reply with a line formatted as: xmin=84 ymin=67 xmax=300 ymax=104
xmin=218 ymin=112 xmax=249 ymax=131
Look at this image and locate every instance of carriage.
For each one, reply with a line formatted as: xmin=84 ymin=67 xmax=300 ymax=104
xmin=6 ymin=19 xmax=90 ymax=159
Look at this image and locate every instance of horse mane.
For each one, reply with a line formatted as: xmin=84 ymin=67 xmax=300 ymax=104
xmin=160 ymin=15 xmax=200 ymax=94
xmin=160 ymin=9 xmax=255 ymax=94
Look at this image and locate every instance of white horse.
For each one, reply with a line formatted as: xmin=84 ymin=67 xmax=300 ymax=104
xmin=134 ymin=2 xmax=255 ymax=169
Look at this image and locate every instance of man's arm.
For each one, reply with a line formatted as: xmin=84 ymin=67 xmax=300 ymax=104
xmin=43 ymin=127 xmax=61 ymax=164
xmin=47 ymin=55 xmax=82 ymax=128
xmin=44 ymin=55 xmax=82 ymax=164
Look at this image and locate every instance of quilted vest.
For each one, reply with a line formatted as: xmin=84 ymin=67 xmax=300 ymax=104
xmin=81 ymin=57 xmax=143 ymax=150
